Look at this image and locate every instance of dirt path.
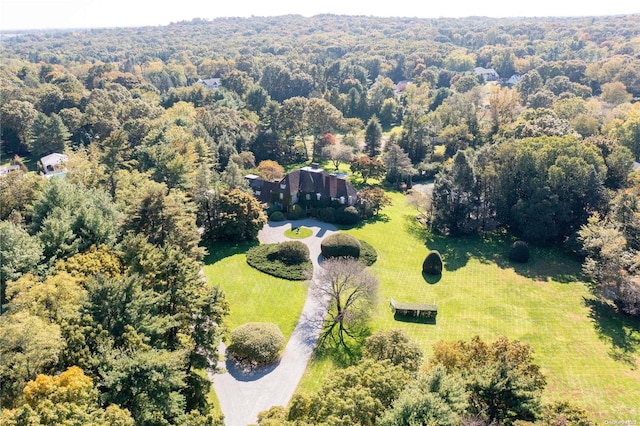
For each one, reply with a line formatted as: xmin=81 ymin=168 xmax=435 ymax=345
xmin=209 ymin=219 xmax=337 ymax=426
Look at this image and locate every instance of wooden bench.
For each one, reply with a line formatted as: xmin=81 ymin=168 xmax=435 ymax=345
xmin=390 ymin=298 xmax=437 ymax=319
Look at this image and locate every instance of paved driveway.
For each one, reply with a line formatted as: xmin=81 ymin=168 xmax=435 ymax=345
xmin=210 ymin=219 xmax=338 ymax=426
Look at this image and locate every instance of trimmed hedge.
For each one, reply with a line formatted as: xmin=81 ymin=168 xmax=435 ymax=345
xmin=422 ymin=250 xmax=443 ymax=275
xmin=227 ymin=322 xmax=285 ymax=367
xmin=321 ymin=233 xmax=361 ymax=259
xmin=269 ymin=211 xmax=285 ymax=221
xmin=271 ymin=241 xmax=310 ymax=265
xmin=509 ymin=240 xmax=530 ymax=263
xmin=246 ymin=242 xmax=312 ymax=280
xmin=359 ymin=239 xmax=378 ymax=266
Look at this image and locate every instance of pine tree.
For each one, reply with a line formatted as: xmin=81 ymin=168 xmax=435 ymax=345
xmin=364 ymin=115 xmax=383 ymax=157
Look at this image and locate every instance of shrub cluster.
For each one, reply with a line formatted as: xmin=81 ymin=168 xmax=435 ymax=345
xmin=335 ymin=206 xmax=360 ymax=225
xmin=227 ymin=322 xmax=285 ymax=367
xmin=422 ymin=250 xmax=443 ymax=275
xmin=321 ymin=233 xmax=361 ymax=259
xmin=269 ymin=210 xmax=285 ymax=221
xmin=312 ymin=206 xmax=361 ymax=225
xmin=246 ymin=242 xmax=312 ymax=280
xmin=287 ymin=204 xmax=305 ymax=220
xmin=316 ymin=207 xmax=336 ymax=223
xmin=509 ymin=240 xmax=530 ymax=263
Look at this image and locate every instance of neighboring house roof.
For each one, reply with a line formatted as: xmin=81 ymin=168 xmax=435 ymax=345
xmin=507 ymin=74 xmax=522 ymax=85
xmin=40 ymin=153 xmax=68 ymax=176
xmin=633 ymin=161 xmax=640 ymax=171
xmin=0 ymin=164 xmax=21 ymax=177
xmin=474 ymin=67 xmax=500 ymax=80
xmin=395 ymin=80 xmax=409 ymax=93
xmin=197 ymin=78 xmax=221 ymax=90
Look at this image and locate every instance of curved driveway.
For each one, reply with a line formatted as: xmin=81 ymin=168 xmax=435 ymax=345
xmin=209 ymin=219 xmax=338 ymax=426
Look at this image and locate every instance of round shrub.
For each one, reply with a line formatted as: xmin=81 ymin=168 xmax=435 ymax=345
xmin=274 ymin=240 xmax=310 ymax=265
xmin=422 ymin=250 xmax=443 ymax=275
xmin=509 ymin=240 xmax=530 ymax=263
xmin=287 ymin=203 xmax=305 ymax=220
xmin=335 ymin=206 xmax=360 ymax=225
xmin=269 ymin=210 xmax=285 ymax=221
xmin=321 ymin=233 xmax=361 ymax=259
xmin=227 ymin=322 xmax=285 ymax=367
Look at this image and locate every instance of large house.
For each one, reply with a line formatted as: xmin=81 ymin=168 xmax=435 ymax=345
xmin=474 ymin=67 xmax=500 ymax=82
xmin=246 ymin=164 xmax=358 ymax=209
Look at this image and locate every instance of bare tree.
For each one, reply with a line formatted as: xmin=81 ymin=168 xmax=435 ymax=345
xmin=312 ymin=257 xmax=379 ymax=349
xmin=406 ymin=189 xmax=434 ymax=227
xmin=321 ymin=144 xmax=354 ymax=170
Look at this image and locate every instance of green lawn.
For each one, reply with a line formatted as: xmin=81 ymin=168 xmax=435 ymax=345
xmin=298 ymin=191 xmax=640 ymax=421
xmin=202 ymin=241 xmax=308 ymax=341
xmin=284 ymin=226 xmax=313 ymax=239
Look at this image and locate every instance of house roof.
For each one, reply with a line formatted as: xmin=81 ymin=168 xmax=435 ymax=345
xmin=40 ymin=153 xmax=68 ymax=174
xmin=507 ymin=74 xmax=522 ymax=85
xmin=0 ymin=164 xmax=21 ymax=177
xmin=197 ymin=78 xmax=221 ymax=89
xmin=474 ymin=67 xmax=499 ymax=76
xmin=246 ymin=166 xmax=358 ymax=203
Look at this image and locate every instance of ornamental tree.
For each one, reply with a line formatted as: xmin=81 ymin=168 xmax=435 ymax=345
xmin=350 ymin=156 xmax=385 ymax=184
xmin=202 ymin=188 xmax=267 ymax=242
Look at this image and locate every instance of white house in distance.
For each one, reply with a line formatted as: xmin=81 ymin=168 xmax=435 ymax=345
xmin=196 ymin=77 xmax=221 ymax=90
xmin=0 ymin=164 xmax=21 ymax=177
xmin=40 ymin=153 xmax=68 ymax=177
xmin=474 ymin=67 xmax=500 ymax=82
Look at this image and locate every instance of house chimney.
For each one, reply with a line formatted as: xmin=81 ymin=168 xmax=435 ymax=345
xmin=311 ymin=162 xmax=320 ymax=169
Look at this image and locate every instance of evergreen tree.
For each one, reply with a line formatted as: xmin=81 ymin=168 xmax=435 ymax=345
xmin=432 ymin=150 xmax=478 ymax=236
xmin=29 ymin=113 xmax=70 ymax=158
xmin=364 ymin=115 xmax=383 ymax=157
xmin=382 ymin=144 xmax=416 ymax=185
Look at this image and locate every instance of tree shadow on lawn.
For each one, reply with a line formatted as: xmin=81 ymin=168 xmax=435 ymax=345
xmin=404 ymin=214 xmax=583 ymax=284
xmin=585 ymin=298 xmax=640 ymax=368
xmin=312 ymin=328 xmax=370 ymax=368
xmin=203 ymin=240 xmax=259 ymax=265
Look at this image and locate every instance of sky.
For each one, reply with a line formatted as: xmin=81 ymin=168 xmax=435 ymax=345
xmin=0 ymin=0 xmax=638 ymax=31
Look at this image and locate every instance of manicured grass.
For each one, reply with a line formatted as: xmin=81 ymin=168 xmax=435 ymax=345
xmin=298 ymin=191 xmax=640 ymax=421
xmin=284 ymin=226 xmax=313 ymax=239
xmin=202 ymin=241 xmax=308 ymax=341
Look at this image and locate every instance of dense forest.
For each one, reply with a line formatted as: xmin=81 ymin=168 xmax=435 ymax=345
xmin=1 ymin=13 xmax=640 ymax=425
